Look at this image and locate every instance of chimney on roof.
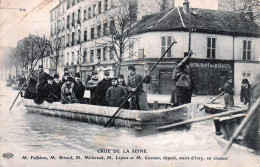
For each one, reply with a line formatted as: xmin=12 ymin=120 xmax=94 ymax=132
xmin=183 ymin=0 xmax=190 ymax=14
xmin=244 ymin=6 xmax=253 ymax=21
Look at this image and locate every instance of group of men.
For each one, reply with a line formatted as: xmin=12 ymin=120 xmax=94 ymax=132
xmin=24 ymin=65 xmax=151 ymax=110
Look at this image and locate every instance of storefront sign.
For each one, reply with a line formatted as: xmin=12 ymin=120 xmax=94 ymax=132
xmin=190 ymin=62 xmax=231 ymax=69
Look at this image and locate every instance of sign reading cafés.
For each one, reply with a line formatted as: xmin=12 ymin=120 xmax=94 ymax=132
xmin=190 ymin=62 xmax=231 ymax=69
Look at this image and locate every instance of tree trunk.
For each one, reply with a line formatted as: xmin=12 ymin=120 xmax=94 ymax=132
xmin=116 ymin=62 xmax=121 ymax=77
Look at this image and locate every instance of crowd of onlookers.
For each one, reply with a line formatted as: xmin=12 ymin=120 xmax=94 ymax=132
xmin=23 ymin=65 xmax=151 ymax=110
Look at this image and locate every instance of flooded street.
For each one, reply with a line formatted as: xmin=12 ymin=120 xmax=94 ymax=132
xmin=0 ymin=81 xmax=258 ymax=167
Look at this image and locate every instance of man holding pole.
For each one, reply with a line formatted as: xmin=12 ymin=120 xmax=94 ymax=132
xmin=220 ymin=76 xmax=234 ymax=109
xmin=34 ymin=65 xmax=48 ymax=104
xmin=127 ymin=65 xmax=151 ymax=110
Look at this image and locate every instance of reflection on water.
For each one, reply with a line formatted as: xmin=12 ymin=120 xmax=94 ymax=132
xmin=0 ymin=81 xmax=258 ymax=167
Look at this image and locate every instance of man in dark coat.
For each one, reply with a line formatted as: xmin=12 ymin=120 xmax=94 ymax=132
xmin=106 ymin=77 xmax=127 ymax=107
xmin=127 ymin=65 xmax=151 ymax=110
xmin=172 ymin=54 xmax=195 ymax=105
xmin=85 ymin=71 xmax=99 ymax=104
xmin=220 ymin=77 xmax=234 ymax=109
xmin=96 ymin=71 xmax=112 ymax=106
xmin=118 ymin=74 xmax=130 ymax=109
xmin=240 ymin=78 xmax=251 ymax=105
xmin=52 ymin=74 xmax=62 ymax=100
xmin=34 ymin=65 xmax=48 ymax=104
xmin=24 ymin=71 xmax=37 ymax=99
xmin=73 ymin=73 xmax=85 ymax=103
xmin=42 ymin=75 xmax=59 ymax=103
xmin=18 ymin=74 xmax=26 ymax=87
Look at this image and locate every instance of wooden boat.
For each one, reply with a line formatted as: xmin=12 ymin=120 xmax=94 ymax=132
xmin=21 ymin=98 xmax=198 ymax=129
xmin=204 ymin=103 xmax=247 ymax=114
xmin=213 ymin=113 xmax=259 ymax=155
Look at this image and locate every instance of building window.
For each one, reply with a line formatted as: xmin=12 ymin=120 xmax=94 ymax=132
xmin=72 ymin=12 xmax=75 ymax=26
xmin=90 ymin=49 xmax=94 ymax=62
xmin=93 ymin=4 xmax=96 ymax=16
xmin=103 ymin=23 xmax=108 ymax=35
xmin=77 ymin=9 xmax=81 ymax=23
xmin=103 ymin=47 xmax=107 ymax=61
xmin=88 ymin=7 xmax=91 ymax=18
xmin=84 ymin=30 xmax=87 ymax=41
xmin=129 ymin=41 xmax=134 ymax=58
xmin=91 ymin=28 xmax=95 ymax=39
xmin=242 ymin=72 xmax=251 ymax=80
xmin=84 ymin=9 xmax=87 ymax=20
xmin=97 ymin=25 xmax=101 ymax=37
xmin=243 ymin=40 xmax=251 ymax=60
xmin=111 ymin=0 xmax=114 ymax=8
xmin=67 ymin=0 xmax=70 ymax=9
xmin=66 ymin=53 xmax=69 ymax=65
xmin=97 ymin=48 xmax=101 ymax=60
xmin=72 ymin=32 xmax=75 ymax=45
xmin=104 ymin=0 xmax=108 ymax=10
xmin=109 ymin=47 xmax=114 ymax=60
xmin=72 ymin=0 xmax=75 ymax=6
xmin=161 ymin=36 xmax=172 ymax=57
xmin=78 ymin=30 xmax=81 ymax=43
xmin=207 ymin=37 xmax=216 ymax=59
xmin=71 ymin=52 xmax=75 ymax=65
xmin=67 ymin=15 xmax=70 ymax=28
xmin=98 ymin=1 xmax=102 ymax=13
xmin=83 ymin=49 xmax=87 ymax=63
xmin=109 ymin=20 xmax=115 ymax=34
xmin=138 ymin=49 xmax=144 ymax=59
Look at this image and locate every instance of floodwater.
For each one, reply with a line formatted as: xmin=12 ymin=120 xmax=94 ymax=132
xmin=0 ymin=81 xmax=258 ymax=167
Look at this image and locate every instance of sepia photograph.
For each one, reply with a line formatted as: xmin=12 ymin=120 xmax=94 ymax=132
xmin=0 ymin=0 xmax=259 ymax=166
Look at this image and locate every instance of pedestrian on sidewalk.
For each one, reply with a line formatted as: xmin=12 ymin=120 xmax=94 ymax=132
xmin=220 ymin=76 xmax=234 ymax=109
xmin=240 ymin=78 xmax=251 ymax=105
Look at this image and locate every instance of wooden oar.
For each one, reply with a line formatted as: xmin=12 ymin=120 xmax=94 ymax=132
xmin=222 ymin=97 xmax=260 ymax=155
xmin=9 ymin=43 xmax=48 ymax=111
xmin=103 ymin=39 xmax=178 ymax=127
xmin=157 ymin=107 xmax=247 ymax=130
xmin=199 ymin=91 xmax=225 ymax=111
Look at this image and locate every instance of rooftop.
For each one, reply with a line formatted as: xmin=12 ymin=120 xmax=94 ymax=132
xmin=131 ymin=7 xmax=260 ymax=37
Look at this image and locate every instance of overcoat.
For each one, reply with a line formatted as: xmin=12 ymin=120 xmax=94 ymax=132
xmin=73 ymin=80 xmax=85 ymax=103
xmin=61 ymin=82 xmax=78 ymax=104
xmin=95 ymin=79 xmax=112 ymax=106
xmin=86 ymin=79 xmax=99 ymax=104
xmin=106 ymin=85 xmax=127 ymax=107
xmin=240 ymin=84 xmax=251 ymax=105
xmin=127 ymin=73 xmax=151 ymax=110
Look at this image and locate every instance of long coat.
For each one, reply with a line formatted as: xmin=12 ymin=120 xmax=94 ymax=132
xmin=221 ymin=81 xmax=234 ymax=108
xmin=73 ymin=80 xmax=85 ymax=103
xmin=52 ymin=81 xmax=62 ymax=100
xmin=240 ymin=84 xmax=251 ymax=105
xmin=172 ymin=64 xmax=194 ymax=105
xmin=85 ymin=79 xmax=98 ymax=104
xmin=106 ymin=85 xmax=127 ymax=107
xmin=24 ymin=76 xmax=37 ymax=99
xmin=61 ymin=82 xmax=78 ymax=104
xmin=34 ymin=71 xmax=48 ymax=104
xmin=127 ymin=73 xmax=151 ymax=110
xmin=96 ymin=79 xmax=112 ymax=106
xmin=42 ymin=83 xmax=59 ymax=103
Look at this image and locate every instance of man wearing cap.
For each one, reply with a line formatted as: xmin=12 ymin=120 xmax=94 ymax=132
xmin=220 ymin=77 xmax=234 ymax=109
xmin=240 ymin=78 xmax=251 ymax=105
xmin=127 ymin=65 xmax=151 ymax=110
xmin=42 ymin=75 xmax=59 ymax=103
xmin=61 ymin=76 xmax=78 ymax=104
xmin=106 ymin=77 xmax=127 ymax=107
xmin=34 ymin=65 xmax=48 ymax=104
xmin=52 ymin=74 xmax=62 ymax=100
xmin=96 ymin=71 xmax=112 ymax=106
xmin=73 ymin=73 xmax=85 ymax=103
xmin=86 ymin=71 xmax=99 ymax=104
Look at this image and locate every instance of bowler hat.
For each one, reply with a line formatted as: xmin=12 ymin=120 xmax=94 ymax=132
xmin=241 ymin=79 xmax=249 ymax=84
xmin=54 ymin=74 xmax=59 ymax=78
xmin=128 ymin=65 xmax=135 ymax=71
xmin=75 ymin=73 xmax=80 ymax=78
xmin=92 ymin=71 xmax=98 ymax=75
xmin=67 ymin=76 xmax=73 ymax=81
xmin=104 ymin=71 xmax=110 ymax=76
xmin=119 ymin=74 xmax=124 ymax=79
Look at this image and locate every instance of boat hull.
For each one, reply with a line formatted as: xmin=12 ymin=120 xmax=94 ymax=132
xmin=22 ymin=98 xmax=198 ymax=129
xmin=204 ymin=103 xmax=246 ymax=114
